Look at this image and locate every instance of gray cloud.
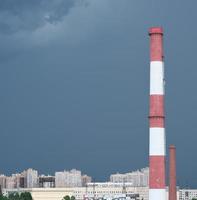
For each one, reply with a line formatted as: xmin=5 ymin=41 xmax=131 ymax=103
xmin=0 ymin=0 xmax=86 ymax=34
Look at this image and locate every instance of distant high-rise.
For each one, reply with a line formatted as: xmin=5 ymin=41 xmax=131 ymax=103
xmin=110 ymin=168 xmax=149 ymax=186
xmin=0 ymin=168 xmax=92 ymax=189
xmin=13 ymin=173 xmax=24 ymax=188
xmin=22 ymin=168 xmax=38 ymax=188
xmin=39 ymin=175 xmax=55 ymax=188
xmin=0 ymin=173 xmax=24 ymax=189
xmin=0 ymin=175 xmax=6 ymax=189
xmin=55 ymin=169 xmax=82 ymax=187
xmin=6 ymin=176 xmax=16 ymax=189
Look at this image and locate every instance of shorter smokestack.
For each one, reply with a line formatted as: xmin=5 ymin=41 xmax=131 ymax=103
xmin=169 ymin=145 xmax=177 ymax=200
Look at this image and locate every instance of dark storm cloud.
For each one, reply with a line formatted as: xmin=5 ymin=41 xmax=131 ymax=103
xmin=0 ymin=0 xmax=85 ymax=34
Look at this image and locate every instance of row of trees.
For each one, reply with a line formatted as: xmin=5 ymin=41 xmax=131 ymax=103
xmin=0 ymin=192 xmax=32 ymax=200
xmin=63 ymin=196 xmax=75 ymax=200
xmin=0 ymin=193 xmax=75 ymax=200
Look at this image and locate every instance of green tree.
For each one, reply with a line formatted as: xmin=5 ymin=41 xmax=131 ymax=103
xmin=0 ymin=195 xmax=9 ymax=200
xmin=8 ymin=193 xmax=20 ymax=200
xmin=63 ymin=195 xmax=71 ymax=200
xmin=20 ymin=192 xmax=33 ymax=200
xmin=70 ymin=196 xmax=75 ymax=200
xmin=192 ymin=198 xmax=197 ymax=200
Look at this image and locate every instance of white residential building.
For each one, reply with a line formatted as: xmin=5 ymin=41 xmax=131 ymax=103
xmin=0 ymin=175 xmax=7 ymax=189
xmin=22 ymin=168 xmax=38 ymax=188
xmin=110 ymin=168 xmax=149 ymax=187
xmin=6 ymin=176 xmax=16 ymax=189
xmin=55 ymin=169 xmax=82 ymax=187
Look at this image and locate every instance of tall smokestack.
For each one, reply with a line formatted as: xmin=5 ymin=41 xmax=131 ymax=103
xmin=169 ymin=145 xmax=177 ymax=200
xmin=149 ymin=27 xmax=166 ymax=200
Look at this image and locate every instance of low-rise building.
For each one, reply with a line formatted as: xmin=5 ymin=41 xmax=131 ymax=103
xmin=81 ymin=175 xmax=92 ymax=187
xmin=3 ymin=184 xmax=148 ymax=200
xmin=179 ymin=189 xmax=197 ymax=200
xmin=3 ymin=185 xmax=188 ymax=200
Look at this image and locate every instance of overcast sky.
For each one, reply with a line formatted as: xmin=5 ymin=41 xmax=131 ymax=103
xmin=0 ymin=0 xmax=196 ymax=187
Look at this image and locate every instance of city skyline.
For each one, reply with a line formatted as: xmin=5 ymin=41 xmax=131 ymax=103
xmin=0 ymin=167 xmax=148 ymax=189
xmin=0 ymin=0 xmax=197 ymax=188
xmin=0 ymin=167 xmax=148 ymax=181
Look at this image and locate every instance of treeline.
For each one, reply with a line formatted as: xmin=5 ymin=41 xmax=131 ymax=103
xmin=0 ymin=193 xmax=76 ymax=200
xmin=0 ymin=192 xmax=32 ymax=200
xmin=63 ymin=196 xmax=75 ymax=200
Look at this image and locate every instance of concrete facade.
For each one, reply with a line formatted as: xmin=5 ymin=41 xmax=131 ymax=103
xmin=179 ymin=189 xmax=197 ymax=200
xmin=110 ymin=168 xmax=149 ymax=186
xmin=3 ymin=186 xmax=187 ymax=200
xmin=55 ymin=169 xmax=82 ymax=187
xmin=3 ymin=185 xmax=148 ymax=200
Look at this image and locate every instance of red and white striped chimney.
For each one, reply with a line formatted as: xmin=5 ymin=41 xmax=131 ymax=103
xmin=149 ymin=27 xmax=166 ymax=200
